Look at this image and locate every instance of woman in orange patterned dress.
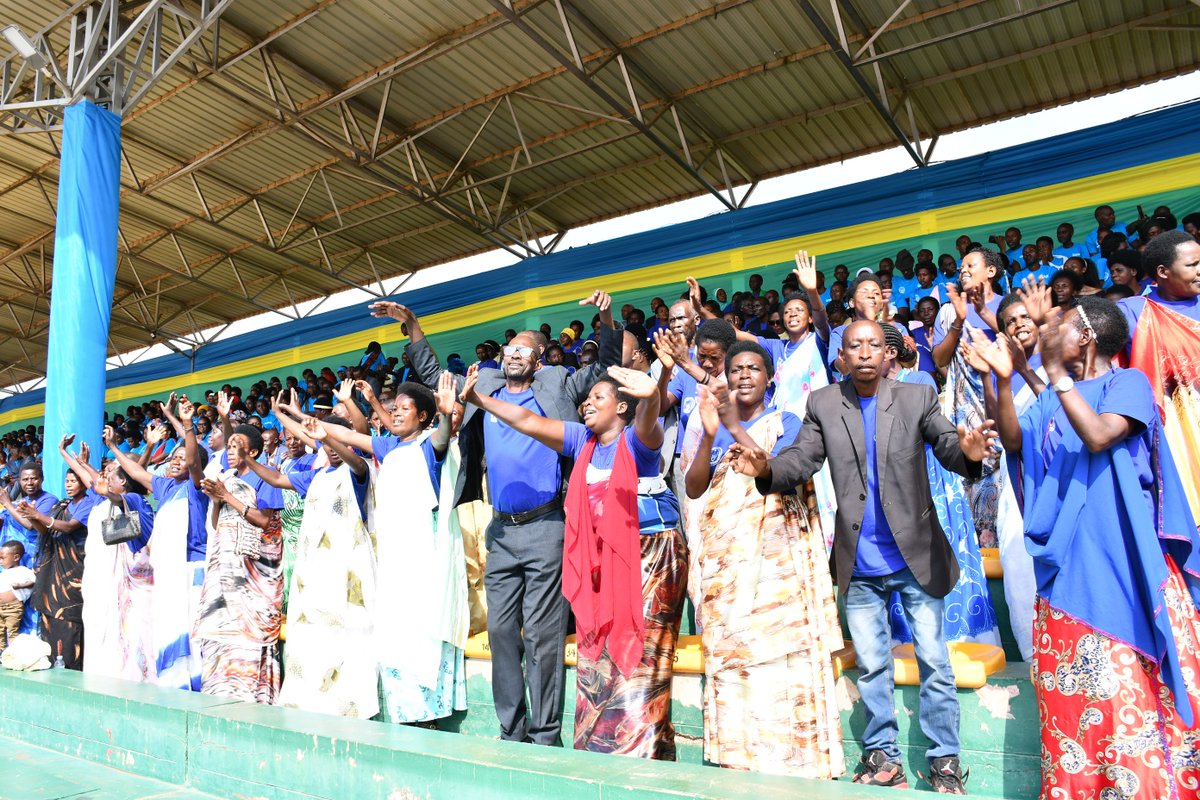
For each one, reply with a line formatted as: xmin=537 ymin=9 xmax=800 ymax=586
xmin=685 ymin=340 xmax=843 ymax=779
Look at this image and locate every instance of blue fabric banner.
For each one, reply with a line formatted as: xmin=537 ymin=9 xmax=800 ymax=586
xmin=42 ymin=101 xmax=122 ymax=493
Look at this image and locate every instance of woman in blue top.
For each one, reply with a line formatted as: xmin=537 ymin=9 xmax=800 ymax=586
xmin=322 ymin=375 xmax=466 ymax=726
xmin=976 ymin=296 xmax=1200 ymax=800
xmin=462 ymin=364 xmax=685 ymax=760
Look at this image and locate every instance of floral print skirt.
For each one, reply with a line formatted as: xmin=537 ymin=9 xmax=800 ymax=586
xmin=1034 ymin=559 xmax=1200 ymax=800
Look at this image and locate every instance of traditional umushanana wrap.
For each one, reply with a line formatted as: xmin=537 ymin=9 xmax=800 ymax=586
xmin=192 ymin=473 xmax=284 ymax=704
xmin=696 ymin=411 xmax=843 ymax=779
xmin=276 ymin=463 xmax=378 ymax=719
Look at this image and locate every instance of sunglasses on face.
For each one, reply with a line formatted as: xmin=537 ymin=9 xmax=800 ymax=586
xmin=502 ymin=344 xmax=535 ymax=358
xmin=769 ymin=318 xmax=785 ymax=326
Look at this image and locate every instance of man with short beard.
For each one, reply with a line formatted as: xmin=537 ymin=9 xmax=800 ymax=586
xmin=376 ymin=292 xmax=621 ymax=747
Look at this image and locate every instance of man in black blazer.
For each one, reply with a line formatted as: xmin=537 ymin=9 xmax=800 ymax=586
xmin=732 ymin=319 xmax=994 ymax=794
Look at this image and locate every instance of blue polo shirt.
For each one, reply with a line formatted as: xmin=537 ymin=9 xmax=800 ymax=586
xmin=483 ymin=388 xmax=562 ymax=514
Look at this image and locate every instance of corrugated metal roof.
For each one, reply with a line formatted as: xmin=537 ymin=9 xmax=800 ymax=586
xmin=0 ymin=0 xmax=1196 ymax=383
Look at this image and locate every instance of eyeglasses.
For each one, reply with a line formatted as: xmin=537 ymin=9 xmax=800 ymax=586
xmin=769 ymin=318 xmax=785 ymax=326
xmin=502 ymin=344 xmax=534 ymax=358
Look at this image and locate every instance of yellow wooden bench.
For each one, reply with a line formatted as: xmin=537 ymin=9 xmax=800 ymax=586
xmin=465 ymin=634 xmax=1004 ymax=688
xmin=980 ymin=547 xmax=1003 ymax=579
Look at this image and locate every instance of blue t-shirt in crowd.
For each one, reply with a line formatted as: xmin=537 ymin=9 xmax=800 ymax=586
xmin=372 ymin=435 xmax=443 ymax=495
xmin=151 ymin=475 xmax=211 ymax=562
xmin=890 ymin=273 xmax=917 ymax=308
xmin=483 ymin=388 xmax=562 ymax=514
xmin=1 ymin=490 xmax=59 ymax=565
xmin=853 ymin=395 xmax=906 ymax=577
xmin=288 ymin=464 xmax=369 ymax=521
xmin=667 ymin=362 xmax=700 ymax=455
xmin=560 ymin=423 xmax=679 ymax=533
xmin=1052 ymin=244 xmax=1086 ymax=268
xmin=219 ymin=451 xmax=286 ymax=510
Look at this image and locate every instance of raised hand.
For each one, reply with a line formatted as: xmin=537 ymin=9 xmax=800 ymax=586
xmin=460 ymin=363 xmax=480 ymax=405
xmin=945 ymin=284 xmax=968 ymax=323
xmin=78 ymin=442 xmax=91 ymax=465
xmin=301 ymin=416 xmax=326 ymax=441
xmin=178 ymin=395 xmax=195 ymax=424
xmin=650 ymin=333 xmax=676 ymax=369
xmin=1037 ymin=306 xmax=1067 ymax=372
xmin=729 ymin=443 xmax=771 ymax=478
xmin=164 ymin=392 xmax=178 ymax=416
xmin=215 ymin=390 xmax=233 ymax=418
xmin=967 ymin=329 xmax=1014 ymax=378
xmin=59 ymin=434 xmax=75 ymax=450
xmin=334 ymin=379 xmax=354 ymax=405
xmin=579 ymin=290 xmax=614 ymax=326
xmin=200 ymin=477 xmax=230 ymax=503
xmin=793 ymin=249 xmax=820 ymax=292
xmin=368 ymin=301 xmax=416 ymax=325
xmin=1005 ymin=333 xmax=1030 ymax=377
xmin=354 ymin=379 xmax=376 ymax=403
xmin=101 ymin=425 xmax=116 ymax=448
xmin=957 ymin=420 xmax=999 ymax=462
xmin=652 ymin=329 xmax=690 ymax=365
xmin=1017 ymin=276 xmax=1052 ymax=325
xmin=686 ymin=276 xmax=704 ymax=313
xmin=606 ymin=365 xmax=658 ymax=399
xmin=696 ymin=385 xmax=720 ymax=438
xmin=435 ymin=371 xmax=458 ymax=416
xmin=145 ymin=421 xmax=167 ymax=445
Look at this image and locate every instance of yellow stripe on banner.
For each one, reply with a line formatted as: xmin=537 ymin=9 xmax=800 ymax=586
xmin=4 ymin=149 xmax=1198 ymax=429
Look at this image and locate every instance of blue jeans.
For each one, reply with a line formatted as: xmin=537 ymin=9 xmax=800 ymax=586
xmin=844 ymin=568 xmax=959 ymax=760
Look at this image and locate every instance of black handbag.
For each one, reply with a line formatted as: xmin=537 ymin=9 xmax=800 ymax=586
xmin=101 ymin=496 xmax=141 ymax=546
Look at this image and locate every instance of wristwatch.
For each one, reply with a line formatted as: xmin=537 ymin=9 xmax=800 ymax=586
xmin=1052 ymin=375 xmax=1075 ymax=395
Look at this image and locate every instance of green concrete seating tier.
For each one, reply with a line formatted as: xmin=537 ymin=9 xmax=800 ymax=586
xmin=0 ymin=660 xmax=1038 ymax=798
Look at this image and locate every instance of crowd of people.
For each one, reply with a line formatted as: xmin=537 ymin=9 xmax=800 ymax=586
xmin=0 ymin=202 xmax=1198 ymax=799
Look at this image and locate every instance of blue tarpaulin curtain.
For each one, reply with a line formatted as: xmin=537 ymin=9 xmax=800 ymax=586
xmin=42 ymin=101 xmax=122 ymax=494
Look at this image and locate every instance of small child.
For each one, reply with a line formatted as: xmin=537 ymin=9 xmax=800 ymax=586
xmin=0 ymin=540 xmax=35 ymax=653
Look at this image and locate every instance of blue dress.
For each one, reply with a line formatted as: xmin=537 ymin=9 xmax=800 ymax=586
xmin=888 ymin=370 xmax=1000 ymax=645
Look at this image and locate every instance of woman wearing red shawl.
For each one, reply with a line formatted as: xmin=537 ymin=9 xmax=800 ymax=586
xmin=1117 ymin=229 xmax=1200 ymax=521
xmin=975 ymin=296 xmax=1200 ymax=800
xmin=461 ymin=364 xmax=685 ymax=759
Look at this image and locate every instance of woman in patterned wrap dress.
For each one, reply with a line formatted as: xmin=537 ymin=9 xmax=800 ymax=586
xmin=685 ymin=340 xmax=843 ymax=780
xmin=196 ymin=424 xmax=286 ymax=704
xmin=461 ymin=365 xmax=686 ymax=759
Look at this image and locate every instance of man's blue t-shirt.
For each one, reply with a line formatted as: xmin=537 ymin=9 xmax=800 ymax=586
xmin=151 ymin=476 xmax=211 ymax=562
xmin=483 ymin=388 xmax=562 ymax=514
xmin=289 ymin=464 xmax=369 ymax=521
xmin=1052 ymin=244 xmax=1086 ymax=268
xmin=853 ymin=395 xmax=906 ymax=577
xmin=1 ymin=490 xmax=59 ymax=565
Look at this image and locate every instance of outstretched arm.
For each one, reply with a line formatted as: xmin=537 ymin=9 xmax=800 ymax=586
xmin=173 ymin=396 xmax=206 ymax=488
xmin=333 ymin=379 xmax=369 ymax=435
xmin=304 ymin=418 xmax=366 ymax=478
xmin=461 ymin=365 xmax=566 ymax=452
xmin=243 ymin=454 xmax=294 ymax=491
xmin=104 ymin=426 xmax=154 ymax=491
xmin=684 ymin=387 xmax=719 ymax=499
xmin=430 ymin=371 xmax=457 ymax=457
xmin=608 ymin=366 xmax=663 ymax=449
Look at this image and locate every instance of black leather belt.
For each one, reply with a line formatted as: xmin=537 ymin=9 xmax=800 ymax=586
xmin=493 ymin=497 xmax=563 ymax=526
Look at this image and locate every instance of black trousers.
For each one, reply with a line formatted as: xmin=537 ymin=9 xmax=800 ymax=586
xmin=484 ymin=509 xmax=570 ymax=746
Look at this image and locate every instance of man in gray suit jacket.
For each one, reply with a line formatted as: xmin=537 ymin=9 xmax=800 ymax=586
xmin=373 ymin=292 xmax=620 ymax=747
xmin=732 ymin=319 xmax=995 ymax=794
